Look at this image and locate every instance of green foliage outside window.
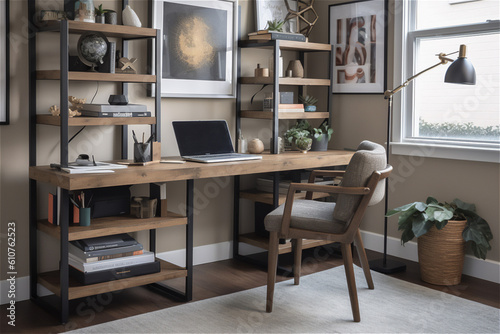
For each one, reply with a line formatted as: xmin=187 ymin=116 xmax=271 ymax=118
xmin=419 ymin=119 xmax=500 ymax=141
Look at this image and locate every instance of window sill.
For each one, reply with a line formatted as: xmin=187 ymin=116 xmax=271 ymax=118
xmin=390 ymin=141 xmax=500 ymax=163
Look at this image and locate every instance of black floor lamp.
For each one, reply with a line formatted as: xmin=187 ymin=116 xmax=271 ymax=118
xmin=369 ymin=45 xmax=476 ymax=274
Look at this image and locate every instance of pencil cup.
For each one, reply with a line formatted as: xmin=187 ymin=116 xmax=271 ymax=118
xmin=134 ymin=143 xmax=151 ymax=163
xmin=79 ymin=207 xmax=91 ymax=227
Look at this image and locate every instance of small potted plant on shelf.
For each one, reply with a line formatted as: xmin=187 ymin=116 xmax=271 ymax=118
xmin=95 ymin=4 xmax=106 ymax=23
xmin=299 ymin=95 xmax=318 ymax=112
xmin=387 ymin=197 xmax=493 ymax=286
xmin=284 ymin=120 xmax=312 ymax=153
xmin=310 ymin=120 xmax=333 ymax=151
xmin=266 ymin=19 xmax=285 ymax=32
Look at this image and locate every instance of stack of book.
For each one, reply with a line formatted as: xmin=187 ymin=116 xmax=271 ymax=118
xmin=248 ymin=30 xmax=306 ymax=42
xmin=68 ymin=233 xmax=160 ymax=285
xmin=80 ymin=104 xmax=150 ymax=118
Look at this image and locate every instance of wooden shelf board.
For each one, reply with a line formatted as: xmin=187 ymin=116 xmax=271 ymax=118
xmin=239 ymin=40 xmax=331 ymax=52
xmin=38 ymin=212 xmax=187 ymax=241
xmin=39 ymin=20 xmax=157 ymax=39
xmin=240 ymin=77 xmax=330 ymax=86
xmin=239 ymin=232 xmax=334 ymax=255
xmin=37 ymin=114 xmax=156 ymax=126
xmin=36 ymin=70 xmax=156 ymax=83
xmin=240 ymin=111 xmax=330 ymax=120
xmin=38 ymin=259 xmax=187 ymax=300
xmin=240 ymin=189 xmax=330 ymax=206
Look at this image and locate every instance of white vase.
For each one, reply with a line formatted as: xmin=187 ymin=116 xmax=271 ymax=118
xmin=122 ymin=5 xmax=141 ymax=27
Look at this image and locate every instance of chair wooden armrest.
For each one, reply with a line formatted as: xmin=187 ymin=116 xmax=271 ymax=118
xmin=279 ymin=183 xmax=370 ymax=236
xmin=307 ymin=170 xmax=345 ymax=199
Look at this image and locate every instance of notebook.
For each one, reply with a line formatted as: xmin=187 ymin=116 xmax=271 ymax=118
xmin=172 ymin=120 xmax=263 ymax=163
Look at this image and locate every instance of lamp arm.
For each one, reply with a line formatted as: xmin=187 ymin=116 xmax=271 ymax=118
xmin=384 ymin=52 xmax=455 ymax=99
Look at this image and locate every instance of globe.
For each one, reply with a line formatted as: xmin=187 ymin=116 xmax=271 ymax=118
xmin=77 ymin=32 xmax=108 ymax=71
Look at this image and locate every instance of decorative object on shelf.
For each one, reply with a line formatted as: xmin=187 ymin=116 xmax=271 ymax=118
xmin=105 ymin=10 xmax=117 ymax=25
xmin=329 ymin=0 xmax=387 ymax=93
xmin=263 ymin=92 xmax=274 ymax=111
xmin=370 ymin=44 xmax=476 ymax=275
xmin=108 ymin=94 xmax=128 ymax=105
xmin=122 ymin=5 xmax=141 ymax=27
xmin=69 ymin=95 xmax=86 ymax=113
xmin=238 ymin=130 xmax=248 ymax=153
xmin=94 ymin=4 xmax=106 ymax=24
xmin=268 ymin=50 xmax=284 ymax=77
xmin=386 ymin=197 xmax=492 ymax=285
xmin=131 ymin=197 xmax=158 ymax=219
xmin=74 ymin=0 xmax=95 ymax=23
xmin=265 ymin=19 xmax=284 ymax=32
xmin=49 ymin=105 xmax=82 ymax=117
xmin=284 ymin=0 xmax=318 ymax=38
xmin=269 ymin=136 xmax=285 ymax=154
xmin=254 ymin=64 xmax=269 ymax=77
xmin=310 ymin=121 xmax=333 ymax=151
xmin=153 ymin=0 xmax=237 ymax=98
xmin=77 ymin=32 xmax=109 ymax=72
xmin=284 ymin=120 xmax=312 ymax=153
xmin=255 ymin=0 xmax=298 ymax=33
xmin=39 ymin=10 xmax=67 ymax=21
xmin=248 ymin=138 xmax=265 ymax=154
xmin=116 ymin=56 xmax=137 ymax=74
xmin=1 ymin=0 xmax=9 ymax=125
xmin=299 ymin=94 xmax=318 ymax=111
xmin=286 ymin=60 xmax=303 ymax=78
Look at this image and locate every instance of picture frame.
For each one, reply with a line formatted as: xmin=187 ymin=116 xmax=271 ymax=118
xmin=329 ymin=0 xmax=387 ymax=94
xmin=1 ymin=0 xmax=9 ymax=125
xmin=152 ymin=0 xmax=238 ymax=98
xmin=255 ymin=0 xmax=298 ymax=33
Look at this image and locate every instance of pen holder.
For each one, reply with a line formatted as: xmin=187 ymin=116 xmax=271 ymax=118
xmin=79 ymin=207 xmax=91 ymax=226
xmin=134 ymin=142 xmax=151 ymax=163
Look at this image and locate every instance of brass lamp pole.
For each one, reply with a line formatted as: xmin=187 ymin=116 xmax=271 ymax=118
xmin=369 ymin=45 xmax=476 ymax=274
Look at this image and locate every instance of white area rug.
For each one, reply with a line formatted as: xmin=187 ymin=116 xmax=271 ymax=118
xmin=67 ymin=266 xmax=499 ymax=333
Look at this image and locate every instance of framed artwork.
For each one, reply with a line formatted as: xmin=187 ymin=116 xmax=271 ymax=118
xmin=152 ymin=0 xmax=237 ymax=98
xmin=1 ymin=0 xmax=9 ymax=124
xmin=255 ymin=0 xmax=298 ymax=33
xmin=329 ymin=0 xmax=387 ymax=94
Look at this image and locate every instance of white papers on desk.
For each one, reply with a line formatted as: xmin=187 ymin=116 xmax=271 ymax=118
xmin=61 ymin=162 xmax=128 ymax=174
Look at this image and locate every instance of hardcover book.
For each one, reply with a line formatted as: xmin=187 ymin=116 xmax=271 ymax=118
xmin=69 ymin=260 xmax=161 ymax=285
xmin=81 ymin=104 xmax=147 ymax=112
xmin=80 ymin=111 xmax=151 ymax=118
xmin=248 ymin=32 xmax=306 ymax=42
xmin=68 ymin=251 xmax=155 ymax=273
xmin=68 ymin=242 xmax=144 ymax=261
xmin=71 ymin=233 xmax=138 ymax=252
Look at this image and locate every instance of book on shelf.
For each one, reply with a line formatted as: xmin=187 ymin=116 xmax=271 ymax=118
xmin=278 ymin=103 xmax=305 ymax=112
xmin=69 ymin=242 xmax=144 ymax=262
xmin=48 ymin=192 xmax=57 ymax=225
xmin=81 ymin=104 xmax=148 ymax=112
xmin=69 ymin=251 xmax=155 ymax=273
xmin=248 ymin=32 xmax=306 ymax=42
xmin=72 ymin=233 xmax=139 ymax=252
xmin=69 ymin=260 xmax=161 ymax=285
xmin=80 ymin=110 xmax=151 ymax=118
xmin=55 ymin=161 xmax=128 ymax=174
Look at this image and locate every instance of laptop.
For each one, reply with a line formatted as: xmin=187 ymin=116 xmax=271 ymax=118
xmin=172 ymin=120 xmax=263 ymax=163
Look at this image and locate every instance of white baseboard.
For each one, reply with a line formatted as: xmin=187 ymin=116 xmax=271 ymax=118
xmin=2 ymin=234 xmax=498 ymax=305
xmin=359 ymin=230 xmax=500 ymax=284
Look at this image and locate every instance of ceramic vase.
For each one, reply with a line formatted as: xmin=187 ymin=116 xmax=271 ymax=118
xmin=123 ymin=5 xmax=141 ymax=27
xmin=287 ymin=60 xmax=304 ymax=78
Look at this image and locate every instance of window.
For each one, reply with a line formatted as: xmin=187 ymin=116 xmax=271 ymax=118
xmin=392 ymin=0 xmax=499 ymax=162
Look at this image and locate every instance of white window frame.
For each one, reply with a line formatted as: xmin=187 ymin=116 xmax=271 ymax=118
xmin=391 ymin=0 xmax=500 ymax=163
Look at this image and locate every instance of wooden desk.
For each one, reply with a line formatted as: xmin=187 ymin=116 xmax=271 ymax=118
xmin=29 ymin=150 xmax=354 ymax=321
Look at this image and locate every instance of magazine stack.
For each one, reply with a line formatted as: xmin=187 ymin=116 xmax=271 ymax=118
xmin=68 ymin=233 xmax=160 ymax=285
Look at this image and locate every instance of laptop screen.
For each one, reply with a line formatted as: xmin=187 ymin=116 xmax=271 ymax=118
xmin=173 ymin=120 xmax=235 ymax=156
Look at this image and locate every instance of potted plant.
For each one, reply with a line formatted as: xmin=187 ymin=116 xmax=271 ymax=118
xmin=95 ymin=4 xmax=106 ymax=23
xmin=310 ymin=121 xmax=333 ymax=151
xmin=299 ymin=95 xmax=318 ymax=112
xmin=265 ymin=19 xmax=285 ymax=32
xmin=284 ymin=120 xmax=312 ymax=153
xmin=387 ymin=197 xmax=493 ymax=285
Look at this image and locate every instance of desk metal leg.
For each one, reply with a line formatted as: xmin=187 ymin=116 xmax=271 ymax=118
xmin=185 ymin=179 xmax=193 ymax=301
xmin=233 ymin=175 xmax=240 ymax=259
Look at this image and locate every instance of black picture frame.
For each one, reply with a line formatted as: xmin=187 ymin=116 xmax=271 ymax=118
xmin=328 ymin=0 xmax=387 ymax=94
xmin=1 ymin=0 xmax=9 ymax=125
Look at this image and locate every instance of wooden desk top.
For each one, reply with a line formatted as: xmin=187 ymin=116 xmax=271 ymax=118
xmin=29 ymin=150 xmax=354 ymax=190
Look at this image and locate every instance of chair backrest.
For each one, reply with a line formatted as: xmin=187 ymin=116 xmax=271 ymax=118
xmin=332 ymin=140 xmax=387 ymax=224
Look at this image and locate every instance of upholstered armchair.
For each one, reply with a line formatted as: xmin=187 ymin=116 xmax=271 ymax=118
xmin=264 ymin=140 xmax=392 ymax=322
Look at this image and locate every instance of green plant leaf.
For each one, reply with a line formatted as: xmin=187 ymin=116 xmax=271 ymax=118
xmin=426 ymin=197 xmax=438 ymax=205
xmin=434 ymin=220 xmax=448 ymax=230
xmin=411 ymin=213 xmax=433 ymax=238
xmin=433 ymin=207 xmax=453 ymax=222
xmin=452 ymin=198 xmax=476 ymax=212
xmin=386 ymin=202 xmax=420 ymax=216
xmin=401 ymin=227 xmax=415 ymax=245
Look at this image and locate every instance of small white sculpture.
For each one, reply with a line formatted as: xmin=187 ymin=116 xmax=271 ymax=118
xmin=122 ymin=5 xmax=141 ymax=27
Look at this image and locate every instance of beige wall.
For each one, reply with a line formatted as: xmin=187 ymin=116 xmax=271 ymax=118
xmin=1 ymin=0 xmax=498 ymax=282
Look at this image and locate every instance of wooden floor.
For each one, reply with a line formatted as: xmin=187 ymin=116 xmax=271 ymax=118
xmin=2 ymin=248 xmax=498 ymax=333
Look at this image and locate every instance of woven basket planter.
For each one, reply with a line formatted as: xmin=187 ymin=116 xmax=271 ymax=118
xmin=417 ymin=220 xmax=467 ymax=285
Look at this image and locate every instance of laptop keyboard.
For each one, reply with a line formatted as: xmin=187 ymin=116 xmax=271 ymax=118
xmin=188 ymin=154 xmax=246 ymax=160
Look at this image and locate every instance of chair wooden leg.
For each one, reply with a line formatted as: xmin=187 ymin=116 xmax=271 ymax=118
xmin=341 ymin=243 xmax=360 ymax=322
xmin=292 ymin=238 xmax=302 ymax=285
xmin=354 ymin=229 xmax=374 ymax=290
xmin=266 ymin=231 xmax=279 ymax=313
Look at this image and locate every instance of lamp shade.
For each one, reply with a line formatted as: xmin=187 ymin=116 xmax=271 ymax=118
xmin=445 ymin=57 xmax=476 ymax=84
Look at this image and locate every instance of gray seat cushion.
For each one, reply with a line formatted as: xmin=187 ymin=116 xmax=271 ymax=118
xmin=264 ymin=199 xmax=345 ymax=233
